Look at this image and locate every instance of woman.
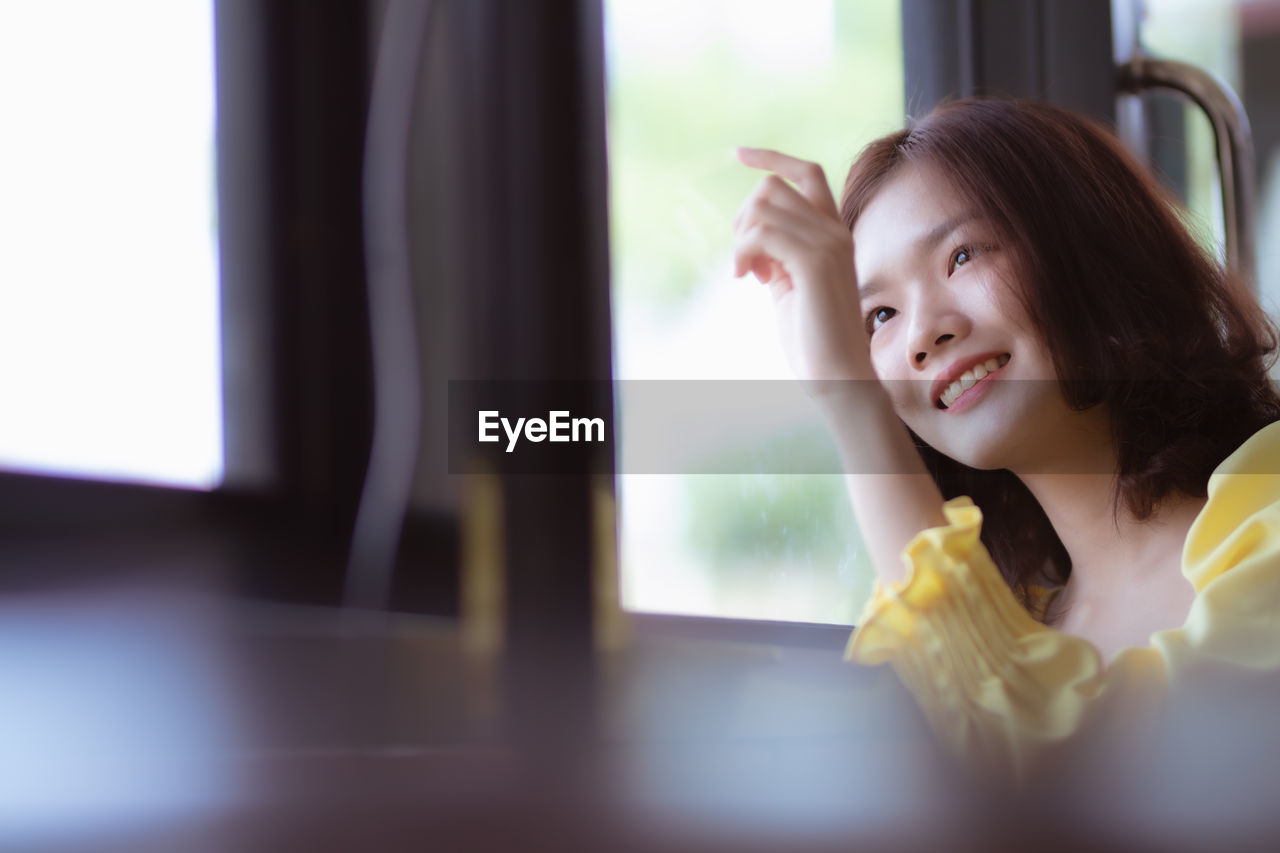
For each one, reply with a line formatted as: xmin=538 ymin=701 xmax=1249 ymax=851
xmin=732 ymin=98 xmax=1280 ymax=782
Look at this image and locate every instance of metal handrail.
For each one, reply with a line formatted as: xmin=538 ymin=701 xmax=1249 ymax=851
xmin=1117 ymin=57 xmax=1257 ymax=288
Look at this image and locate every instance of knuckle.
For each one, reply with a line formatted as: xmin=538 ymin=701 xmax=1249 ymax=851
xmin=746 ymin=196 xmax=773 ymax=223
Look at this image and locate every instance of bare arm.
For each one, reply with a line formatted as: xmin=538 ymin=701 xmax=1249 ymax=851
xmin=812 ymin=385 xmax=946 ymax=586
xmin=732 ymin=148 xmax=945 ymax=586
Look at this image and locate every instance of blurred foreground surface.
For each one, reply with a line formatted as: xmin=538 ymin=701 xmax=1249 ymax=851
xmin=6 ymin=585 xmax=1280 ymax=853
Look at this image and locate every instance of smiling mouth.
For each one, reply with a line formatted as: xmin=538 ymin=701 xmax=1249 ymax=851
xmin=937 ymin=354 xmax=1011 ymax=409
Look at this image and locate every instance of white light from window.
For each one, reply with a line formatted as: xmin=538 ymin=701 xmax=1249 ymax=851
xmin=0 ymin=1 xmax=222 ymax=489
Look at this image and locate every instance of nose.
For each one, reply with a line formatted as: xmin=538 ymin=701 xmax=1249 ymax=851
xmin=913 ymin=335 xmax=953 ymax=365
xmin=906 ymin=295 xmax=969 ymax=370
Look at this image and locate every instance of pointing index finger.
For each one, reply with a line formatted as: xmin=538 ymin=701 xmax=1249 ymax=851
xmin=736 ymin=147 xmax=839 ymax=218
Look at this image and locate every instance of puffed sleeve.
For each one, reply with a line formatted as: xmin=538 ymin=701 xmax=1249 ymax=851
xmin=1157 ymin=422 xmax=1280 ymax=673
xmin=845 ymin=497 xmax=1121 ymax=779
xmin=844 ymin=421 xmax=1280 ymax=782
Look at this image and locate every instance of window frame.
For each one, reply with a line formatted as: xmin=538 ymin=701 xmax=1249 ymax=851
xmin=0 ymin=0 xmax=458 ymax=617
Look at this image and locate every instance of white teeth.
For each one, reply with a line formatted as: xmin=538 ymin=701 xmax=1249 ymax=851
xmin=939 ymin=354 xmax=1010 ymax=408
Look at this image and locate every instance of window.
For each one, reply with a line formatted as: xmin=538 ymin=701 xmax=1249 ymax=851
xmin=0 ymin=1 xmax=382 ymax=612
xmin=0 ymin=1 xmax=221 ymax=488
xmin=1138 ymin=0 xmax=1280 ymax=329
xmin=605 ymin=0 xmax=903 ymax=623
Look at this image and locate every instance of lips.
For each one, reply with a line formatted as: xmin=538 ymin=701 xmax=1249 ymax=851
xmin=930 ymin=352 xmax=1011 ymax=409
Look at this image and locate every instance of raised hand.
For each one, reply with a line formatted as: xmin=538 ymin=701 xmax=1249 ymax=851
xmin=732 ymin=148 xmax=873 ymax=389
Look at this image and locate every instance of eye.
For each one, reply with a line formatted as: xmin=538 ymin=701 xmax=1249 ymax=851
xmin=948 ymin=245 xmax=977 ymax=275
xmin=864 ymin=306 xmax=896 ymax=335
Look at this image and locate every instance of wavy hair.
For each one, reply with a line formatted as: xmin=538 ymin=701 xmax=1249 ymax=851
xmin=839 ymin=98 xmax=1280 ymax=617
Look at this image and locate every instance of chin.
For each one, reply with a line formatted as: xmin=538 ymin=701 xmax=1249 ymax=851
xmin=910 ymin=408 xmax=1033 ymax=473
xmin=912 ymin=383 xmax=1061 ymax=472
xmin=929 ymin=437 xmax=1010 ymax=472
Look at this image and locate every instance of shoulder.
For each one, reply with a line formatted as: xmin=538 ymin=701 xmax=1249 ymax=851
xmin=1183 ymin=419 xmax=1280 ymax=593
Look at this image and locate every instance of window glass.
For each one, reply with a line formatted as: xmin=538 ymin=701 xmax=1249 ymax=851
xmin=0 ymin=1 xmax=221 ymax=488
xmin=606 ymin=0 xmax=903 ymax=623
xmin=1140 ymin=0 xmax=1280 ymax=332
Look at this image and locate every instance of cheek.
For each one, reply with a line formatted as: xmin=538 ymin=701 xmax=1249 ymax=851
xmin=873 ymin=369 xmax=923 ymax=421
xmin=866 ymin=331 xmax=902 ymax=382
xmin=866 ymin=345 xmax=887 ymax=382
xmin=867 ymin=335 xmax=918 ymax=413
xmin=981 ymin=262 xmax=1034 ymax=330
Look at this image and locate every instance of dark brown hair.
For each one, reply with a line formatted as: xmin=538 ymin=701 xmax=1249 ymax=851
xmin=839 ymin=98 xmax=1280 ymax=616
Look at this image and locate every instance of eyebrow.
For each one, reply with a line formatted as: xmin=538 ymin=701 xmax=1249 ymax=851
xmin=857 ymin=210 xmax=982 ymax=302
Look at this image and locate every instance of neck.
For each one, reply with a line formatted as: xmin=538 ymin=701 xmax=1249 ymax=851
xmin=1012 ymin=421 xmax=1203 ymax=600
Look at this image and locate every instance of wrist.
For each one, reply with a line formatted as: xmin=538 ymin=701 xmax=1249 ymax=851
xmin=805 ymin=376 xmax=891 ymax=422
xmin=808 ymin=381 xmax=901 ymax=440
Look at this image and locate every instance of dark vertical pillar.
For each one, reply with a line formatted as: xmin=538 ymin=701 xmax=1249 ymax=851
xmin=263 ymin=1 xmax=374 ymax=524
xmin=901 ymin=0 xmax=1115 ymax=124
xmin=216 ymin=0 xmax=276 ymax=493
xmin=456 ymin=0 xmax=612 ymax=753
xmin=216 ymin=0 xmax=375 ymax=604
xmin=1243 ymin=26 xmax=1280 ymax=185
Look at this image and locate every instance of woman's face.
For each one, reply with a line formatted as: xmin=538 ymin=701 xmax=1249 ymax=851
xmin=852 ymin=164 xmax=1084 ymax=473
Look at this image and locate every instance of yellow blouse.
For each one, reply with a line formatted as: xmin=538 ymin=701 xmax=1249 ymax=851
xmin=845 ymin=420 xmax=1280 ymax=781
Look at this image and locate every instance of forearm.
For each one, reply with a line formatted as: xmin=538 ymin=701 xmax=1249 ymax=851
xmin=814 ymin=383 xmax=947 ymax=586
xmin=729 ymin=147 xmax=948 ymax=585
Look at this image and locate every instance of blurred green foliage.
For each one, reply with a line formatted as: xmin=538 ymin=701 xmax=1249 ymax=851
xmin=607 ymin=1 xmax=904 ymax=307
xmin=685 ymin=471 xmax=846 ymax=567
xmin=607 ymin=1 xmax=902 ymax=621
xmin=682 ymin=427 xmax=873 ymax=623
